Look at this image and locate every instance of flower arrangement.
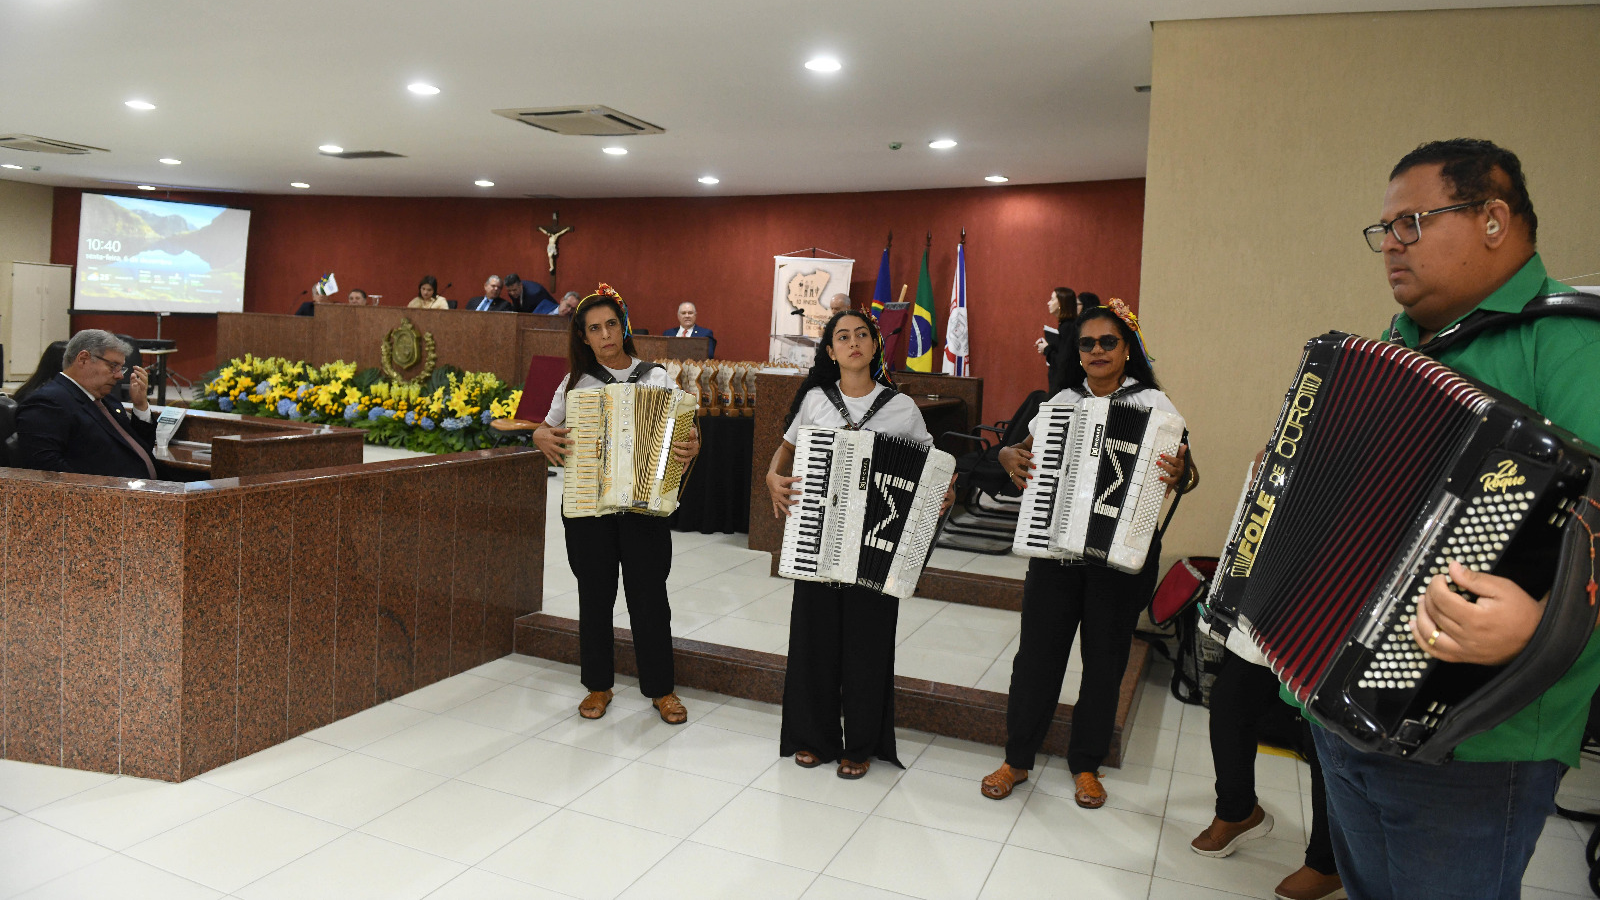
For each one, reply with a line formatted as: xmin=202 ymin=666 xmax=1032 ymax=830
xmin=194 ymin=355 xmax=524 ymax=454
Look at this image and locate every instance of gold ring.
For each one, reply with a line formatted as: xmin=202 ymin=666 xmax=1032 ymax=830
xmin=1427 ymin=629 xmax=1440 ymax=647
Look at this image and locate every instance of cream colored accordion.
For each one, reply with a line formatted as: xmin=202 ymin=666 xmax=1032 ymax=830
xmin=561 ymin=384 xmax=699 ymax=517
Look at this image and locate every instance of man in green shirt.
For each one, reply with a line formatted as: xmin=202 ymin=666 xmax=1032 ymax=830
xmin=1312 ymin=139 xmax=1600 ymax=900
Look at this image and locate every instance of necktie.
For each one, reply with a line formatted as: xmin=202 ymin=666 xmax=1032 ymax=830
xmin=92 ymin=399 xmax=158 ymax=478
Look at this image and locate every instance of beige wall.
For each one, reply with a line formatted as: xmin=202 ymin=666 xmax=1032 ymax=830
xmin=1140 ymin=6 xmax=1600 ymax=566
xmin=0 ymin=180 xmax=56 ymax=360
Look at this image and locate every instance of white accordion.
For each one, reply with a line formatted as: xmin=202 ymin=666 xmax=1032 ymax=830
xmin=779 ymin=428 xmax=955 ymax=599
xmin=1011 ymin=396 xmax=1185 ymax=572
xmin=561 ymin=383 xmax=699 ymax=517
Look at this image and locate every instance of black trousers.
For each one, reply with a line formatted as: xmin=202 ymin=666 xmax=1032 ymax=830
xmin=1209 ymin=650 xmax=1338 ymax=875
xmin=779 ymin=580 xmax=902 ymax=767
xmin=561 ymin=513 xmax=675 ymax=699
xmin=1004 ymin=549 xmax=1159 ymax=773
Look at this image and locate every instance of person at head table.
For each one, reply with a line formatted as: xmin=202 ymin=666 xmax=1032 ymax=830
xmin=466 ymin=276 xmax=512 ymax=311
xmin=556 ymin=291 xmax=581 ymax=316
xmin=505 ymin=273 xmax=559 ymax=314
xmin=408 ymin=275 xmax=451 ymax=310
xmin=662 ymin=301 xmax=716 ymax=357
xmin=828 ymin=292 xmax=851 ymax=313
xmin=14 ymin=329 xmax=158 ymax=480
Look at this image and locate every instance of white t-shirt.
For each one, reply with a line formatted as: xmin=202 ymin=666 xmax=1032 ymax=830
xmin=544 ymin=359 xmax=675 ymax=427
xmin=782 ymin=384 xmax=933 ymax=447
xmin=1027 ymin=377 xmax=1182 ymax=445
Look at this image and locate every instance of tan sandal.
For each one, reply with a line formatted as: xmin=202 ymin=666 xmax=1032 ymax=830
xmin=653 ymin=692 xmax=688 ymax=725
xmin=794 ymin=750 xmax=822 ymax=768
xmin=1073 ymin=771 xmax=1107 ymax=809
xmin=980 ymin=763 xmax=1029 ymax=800
xmin=837 ymin=759 xmax=870 ymax=780
xmin=578 ymin=690 xmax=614 ymax=720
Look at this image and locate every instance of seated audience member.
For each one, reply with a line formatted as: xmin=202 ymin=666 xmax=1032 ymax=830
xmin=408 ymin=276 xmax=449 ymax=309
xmin=294 ymin=291 xmax=337 ymax=316
xmin=557 ymin=291 xmax=581 ymax=316
xmin=13 ymin=341 xmax=67 ymax=403
xmin=662 ymin=301 xmax=717 ymax=357
xmin=506 ymin=273 xmax=560 ymax=314
xmin=828 ymin=292 xmax=851 ymax=313
xmin=348 ymin=288 xmax=370 ymax=305
xmin=15 ymin=330 xmax=157 ymax=479
xmin=466 ymin=276 xmax=511 ymax=311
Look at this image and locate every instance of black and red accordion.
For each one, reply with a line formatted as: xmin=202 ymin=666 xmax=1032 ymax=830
xmin=1204 ymin=332 xmax=1600 ymax=762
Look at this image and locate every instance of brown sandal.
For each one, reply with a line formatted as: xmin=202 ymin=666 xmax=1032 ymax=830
xmin=1073 ymin=771 xmax=1107 ymax=809
xmin=578 ymin=690 xmax=614 ymax=720
xmin=653 ymin=692 xmax=688 ymax=725
xmin=836 ymin=759 xmax=870 ymax=780
xmin=980 ymin=763 xmax=1029 ymax=800
xmin=794 ymin=750 xmax=822 ymax=769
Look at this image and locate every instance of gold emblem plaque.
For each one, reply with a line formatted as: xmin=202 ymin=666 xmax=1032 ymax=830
xmin=380 ymin=317 xmax=438 ymax=384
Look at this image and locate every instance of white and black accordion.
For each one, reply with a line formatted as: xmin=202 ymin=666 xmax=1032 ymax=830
xmin=1204 ymin=332 xmax=1600 ymax=762
xmin=1011 ymin=396 xmax=1186 ymax=573
xmin=561 ymin=383 xmax=699 ymax=517
xmin=779 ymin=428 xmax=955 ymax=599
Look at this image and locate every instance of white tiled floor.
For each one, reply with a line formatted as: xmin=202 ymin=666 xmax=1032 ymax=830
xmin=2 ymin=655 xmax=1593 ymax=899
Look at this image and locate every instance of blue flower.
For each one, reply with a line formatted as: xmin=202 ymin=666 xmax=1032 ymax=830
xmin=480 ymin=409 xmax=494 ymax=424
xmin=419 ymin=417 xmax=435 ymax=431
xmin=255 ymin=381 xmax=272 ymax=395
xmin=344 ymin=402 xmax=361 ymax=421
xmin=288 ymin=403 xmax=302 ymax=420
xmin=442 ymin=416 xmax=468 ymax=431
xmin=368 ymin=407 xmax=385 ymax=421
xmin=218 ymin=397 xmax=233 ymax=412
xmin=294 ymin=384 xmax=308 ymax=399
xmin=405 ymin=411 xmax=416 ymax=425
xmin=275 ymin=398 xmax=295 ymax=417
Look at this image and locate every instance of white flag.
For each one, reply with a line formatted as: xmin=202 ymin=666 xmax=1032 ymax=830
xmin=941 ymin=243 xmax=968 ymax=375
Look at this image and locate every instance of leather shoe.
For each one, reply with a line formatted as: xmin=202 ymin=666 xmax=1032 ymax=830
xmin=1274 ymin=866 xmax=1346 ymax=900
xmin=1190 ymin=805 xmax=1274 ymax=857
xmin=1073 ymin=771 xmax=1107 ymax=809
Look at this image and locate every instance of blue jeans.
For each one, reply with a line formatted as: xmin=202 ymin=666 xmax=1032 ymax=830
xmin=1311 ymin=724 xmax=1563 ymax=900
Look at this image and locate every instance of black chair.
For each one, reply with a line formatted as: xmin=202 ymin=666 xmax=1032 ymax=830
xmin=0 ymin=395 xmax=18 ymax=467
xmin=935 ymin=390 xmax=1047 ymax=554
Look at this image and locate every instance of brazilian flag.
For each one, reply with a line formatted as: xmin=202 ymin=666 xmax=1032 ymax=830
xmin=906 ymin=245 xmax=936 ymax=371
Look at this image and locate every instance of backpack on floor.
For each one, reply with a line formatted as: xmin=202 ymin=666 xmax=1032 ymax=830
xmin=1141 ymin=557 xmax=1226 ymax=706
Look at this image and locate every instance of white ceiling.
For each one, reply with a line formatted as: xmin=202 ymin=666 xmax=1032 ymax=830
xmin=0 ymin=0 xmax=1581 ymax=198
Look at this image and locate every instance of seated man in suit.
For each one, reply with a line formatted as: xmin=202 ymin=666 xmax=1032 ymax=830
xmin=505 ymin=273 xmax=560 ymax=314
xmin=465 ymin=276 xmax=512 ymax=312
xmin=15 ymin=329 xmax=157 ymax=480
xmin=557 ymin=291 xmax=580 ymax=315
xmin=662 ymin=301 xmax=716 ymax=357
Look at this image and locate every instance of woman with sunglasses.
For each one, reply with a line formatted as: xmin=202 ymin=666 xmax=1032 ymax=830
xmin=532 ymin=285 xmax=701 ymax=725
xmin=766 ymin=310 xmax=953 ymax=780
xmin=980 ymin=301 xmax=1197 ymax=806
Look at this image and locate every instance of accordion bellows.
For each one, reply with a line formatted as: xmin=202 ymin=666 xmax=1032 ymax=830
xmin=561 ymin=384 xmax=699 ymax=517
xmin=779 ymin=428 xmax=955 ymax=599
xmin=1205 ymin=332 xmax=1600 ymax=762
xmin=1012 ymin=396 xmax=1185 ymax=573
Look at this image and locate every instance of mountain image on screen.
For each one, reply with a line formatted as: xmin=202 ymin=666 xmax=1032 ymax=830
xmin=74 ymin=193 xmax=251 ymax=314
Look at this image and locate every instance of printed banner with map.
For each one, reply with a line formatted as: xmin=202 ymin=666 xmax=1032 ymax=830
xmin=769 ymin=255 xmax=854 ymax=365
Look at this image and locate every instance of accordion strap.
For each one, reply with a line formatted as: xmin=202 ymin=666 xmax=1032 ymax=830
xmin=1155 ymin=429 xmax=1193 ymax=542
xmin=588 ymin=361 xmax=663 ymax=385
xmin=1393 ymin=291 xmax=1600 ymax=358
xmin=821 ymin=383 xmax=897 ymax=431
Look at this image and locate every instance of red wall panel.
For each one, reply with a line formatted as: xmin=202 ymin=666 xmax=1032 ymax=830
xmin=52 ymin=180 xmax=1144 ymax=422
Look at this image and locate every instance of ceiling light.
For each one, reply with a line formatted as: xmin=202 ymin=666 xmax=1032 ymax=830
xmin=318 ymin=144 xmax=344 ymax=154
xmin=1 ymin=164 xmax=22 ymax=170
xmin=290 ymin=182 xmax=310 ymax=189
xmin=159 ymin=158 xmax=181 ymax=165
xmin=136 ymin=185 xmax=156 ymax=191
xmin=407 ymin=82 xmax=440 ymax=95
xmin=698 ymin=176 xmax=720 ymax=185
xmin=805 ymin=56 xmax=842 ymax=73
xmin=928 ymin=139 xmax=957 ymax=150
xmin=984 ymin=175 xmax=1009 ymax=183
xmin=125 ymin=100 xmax=156 ymax=111
xmin=474 ymin=179 xmax=494 ymax=187
xmin=602 ymin=146 xmax=628 ymax=156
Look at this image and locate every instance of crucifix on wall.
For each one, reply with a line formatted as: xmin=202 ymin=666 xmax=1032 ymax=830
xmin=538 ymin=212 xmax=573 ymax=285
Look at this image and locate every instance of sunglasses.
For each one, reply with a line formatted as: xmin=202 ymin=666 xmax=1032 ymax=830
xmin=1077 ymin=335 xmax=1122 ymax=353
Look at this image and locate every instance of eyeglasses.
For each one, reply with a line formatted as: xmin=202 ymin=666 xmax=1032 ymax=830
xmin=93 ymin=355 xmax=127 ymax=375
xmin=1362 ymin=200 xmax=1488 ymax=252
xmin=1077 ymin=335 xmax=1122 ymax=353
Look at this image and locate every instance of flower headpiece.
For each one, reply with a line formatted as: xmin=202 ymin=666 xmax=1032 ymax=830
xmin=577 ymin=283 xmax=633 ymax=337
xmin=1107 ymin=298 xmax=1154 ymax=364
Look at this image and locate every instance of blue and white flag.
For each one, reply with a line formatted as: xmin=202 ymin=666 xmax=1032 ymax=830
xmin=941 ymin=242 xmax=968 ymax=375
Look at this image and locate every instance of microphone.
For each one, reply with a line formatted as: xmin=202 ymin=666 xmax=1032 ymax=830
xmin=443 ymin=283 xmax=452 ymax=290
xmin=790 ymin=308 xmax=805 ymax=316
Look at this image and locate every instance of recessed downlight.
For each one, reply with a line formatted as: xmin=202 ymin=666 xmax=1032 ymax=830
xmin=290 ymin=182 xmax=310 ymax=189
xmin=407 ymin=82 xmax=440 ymax=95
xmin=136 ymin=185 xmax=156 ymax=191
xmin=698 ymin=176 xmax=720 ymax=185
xmin=159 ymin=158 xmax=182 ymax=165
xmin=318 ymin=144 xmax=344 ymax=154
xmin=984 ymin=175 xmax=1009 ymax=183
xmin=474 ymin=179 xmax=495 ymax=187
xmin=602 ymin=146 xmax=628 ymax=156
xmin=125 ymin=100 xmax=156 ymax=111
xmin=1 ymin=164 xmax=23 ymax=170
xmin=805 ymin=56 xmax=842 ymax=73
xmin=928 ymin=139 xmax=958 ymax=150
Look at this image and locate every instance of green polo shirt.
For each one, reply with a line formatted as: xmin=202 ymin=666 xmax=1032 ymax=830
xmin=1381 ymin=254 xmax=1600 ymax=765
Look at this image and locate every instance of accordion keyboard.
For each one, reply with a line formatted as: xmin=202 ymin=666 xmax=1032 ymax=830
xmin=781 ymin=429 xmax=840 ymax=578
xmin=1012 ymin=402 xmax=1076 ymax=558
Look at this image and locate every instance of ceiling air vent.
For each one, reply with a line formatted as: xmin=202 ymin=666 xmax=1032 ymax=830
xmin=0 ymin=134 xmax=109 ymax=155
xmin=318 ymin=149 xmax=406 ymax=159
xmin=493 ymin=105 xmax=664 ymax=137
